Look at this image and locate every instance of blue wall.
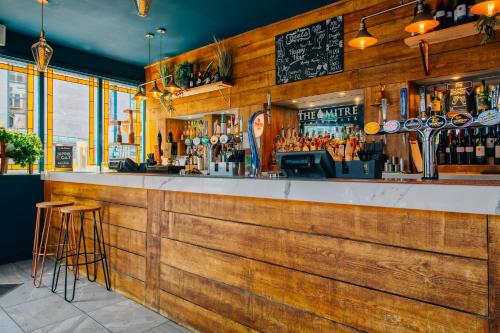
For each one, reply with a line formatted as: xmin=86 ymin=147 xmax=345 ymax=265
xmin=0 ymin=175 xmax=43 ymax=265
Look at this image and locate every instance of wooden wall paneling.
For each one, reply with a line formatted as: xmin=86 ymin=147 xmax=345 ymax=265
xmin=145 ymin=190 xmax=164 ymax=311
xmin=160 ymin=239 xmax=488 ymax=333
xmin=50 ymin=182 xmax=148 ymax=208
xmin=163 ymin=191 xmax=488 ymax=259
xmin=489 ymin=215 xmax=500 ymax=331
xmin=166 ymin=212 xmax=488 ymax=315
xmin=159 ymin=291 xmax=259 ymax=333
xmin=160 ymin=264 xmax=361 ymax=333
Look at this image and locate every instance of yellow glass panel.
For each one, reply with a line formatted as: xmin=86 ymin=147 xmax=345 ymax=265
xmin=27 ymin=64 xmax=35 ymax=133
xmin=46 ymin=69 xmax=54 ymax=170
xmin=103 ymin=80 xmax=109 ymax=165
xmin=89 ymin=77 xmax=95 ymax=165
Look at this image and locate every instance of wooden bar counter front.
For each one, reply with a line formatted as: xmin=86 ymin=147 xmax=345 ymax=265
xmin=43 ymin=175 xmax=500 ymax=333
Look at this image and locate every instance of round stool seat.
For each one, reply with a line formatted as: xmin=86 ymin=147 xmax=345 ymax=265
xmin=60 ymin=205 xmax=101 ymax=214
xmin=36 ymin=201 xmax=74 ymax=209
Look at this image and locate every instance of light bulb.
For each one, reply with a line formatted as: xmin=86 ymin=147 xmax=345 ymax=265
xmin=419 ymin=23 xmax=426 ymax=34
xmin=488 ymin=3 xmax=495 ymax=16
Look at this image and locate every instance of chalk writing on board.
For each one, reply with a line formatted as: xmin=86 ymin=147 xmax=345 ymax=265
xmin=276 ymin=16 xmax=343 ymax=85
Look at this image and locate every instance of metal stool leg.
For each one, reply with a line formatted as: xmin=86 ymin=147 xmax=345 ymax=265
xmin=51 ymin=212 xmax=69 ymax=293
xmin=33 ymin=207 xmax=53 ymax=287
xmin=31 ymin=207 xmax=42 ymax=278
xmin=94 ymin=210 xmax=111 ymax=290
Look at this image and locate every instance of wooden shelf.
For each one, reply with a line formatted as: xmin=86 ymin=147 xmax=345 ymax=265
xmin=174 ymin=81 xmax=233 ymax=99
xmin=404 ymin=22 xmax=500 ymax=48
xmin=438 ymin=163 xmax=500 ymax=174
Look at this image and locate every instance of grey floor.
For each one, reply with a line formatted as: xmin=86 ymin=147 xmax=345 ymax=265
xmin=0 ymin=260 xmax=193 ymax=333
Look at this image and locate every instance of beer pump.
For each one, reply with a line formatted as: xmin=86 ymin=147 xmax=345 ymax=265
xmin=248 ymin=93 xmax=272 ymax=177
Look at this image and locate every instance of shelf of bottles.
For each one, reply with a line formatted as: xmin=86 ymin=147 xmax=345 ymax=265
xmin=365 ymin=77 xmax=500 ymax=179
xmin=180 ymin=114 xmax=244 ymax=176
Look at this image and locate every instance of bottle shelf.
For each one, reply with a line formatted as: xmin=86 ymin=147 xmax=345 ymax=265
xmin=174 ymin=81 xmax=233 ymax=99
xmin=404 ymin=22 xmax=500 ymax=48
xmin=438 ymin=164 xmax=500 ymax=174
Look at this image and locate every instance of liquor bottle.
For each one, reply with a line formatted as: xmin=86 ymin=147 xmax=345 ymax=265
xmin=446 ymin=130 xmax=456 ymax=164
xmin=477 ymin=81 xmax=491 ymax=113
xmin=475 ymin=128 xmax=487 ymax=165
xmin=189 ymin=73 xmax=195 ymax=88
xmin=437 ymin=131 xmax=447 ymax=164
xmin=431 ymin=88 xmax=442 ymax=115
xmin=445 ymin=0 xmax=455 ymax=28
xmin=495 ymin=126 xmax=500 ymax=165
xmin=454 ymin=0 xmax=468 ymax=25
xmin=465 ymin=128 xmax=475 ymax=164
xmin=486 ymin=126 xmax=496 ymax=158
xmin=456 ymin=130 xmax=466 ymax=165
xmin=466 ymin=0 xmax=477 ymax=23
xmin=434 ymin=0 xmax=447 ymax=29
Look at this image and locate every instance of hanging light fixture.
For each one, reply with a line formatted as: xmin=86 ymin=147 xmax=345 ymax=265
xmin=404 ymin=0 xmax=440 ymax=34
xmin=133 ymin=86 xmax=147 ymax=101
xmin=149 ymin=28 xmax=165 ymax=99
xmin=348 ymin=20 xmax=378 ymax=50
xmin=133 ymin=0 xmax=153 ymax=17
xmin=31 ymin=0 xmax=53 ymax=72
xmin=470 ymin=0 xmax=500 ymax=17
xmin=164 ymin=79 xmax=181 ymax=94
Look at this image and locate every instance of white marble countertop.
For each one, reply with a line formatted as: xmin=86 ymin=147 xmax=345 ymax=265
xmin=41 ymin=172 xmax=500 ymax=215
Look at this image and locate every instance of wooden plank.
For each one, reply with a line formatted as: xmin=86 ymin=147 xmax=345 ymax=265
xmin=166 ymin=212 xmax=488 ymax=315
xmin=160 ymin=264 xmax=361 ymax=333
xmin=164 ymin=191 xmax=488 ymax=259
xmin=160 ymin=238 xmax=488 ymax=333
xmin=489 ymin=215 xmax=500 ymax=332
xmin=50 ymin=182 xmax=148 ymax=207
xmin=145 ymin=190 xmax=164 ymax=311
xmin=102 ymin=223 xmax=146 ymax=257
xmin=159 ymin=291 xmax=258 ymax=333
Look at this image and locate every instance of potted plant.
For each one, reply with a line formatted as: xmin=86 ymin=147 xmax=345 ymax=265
xmin=175 ymin=61 xmax=193 ymax=89
xmin=159 ymin=61 xmax=176 ymax=115
xmin=475 ymin=14 xmax=499 ymax=44
xmin=10 ymin=132 xmax=43 ymax=174
xmin=213 ymin=36 xmax=233 ymax=82
xmin=0 ymin=128 xmax=14 ymax=174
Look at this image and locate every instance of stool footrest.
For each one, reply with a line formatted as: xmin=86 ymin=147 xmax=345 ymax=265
xmin=57 ymin=252 xmax=107 ymax=266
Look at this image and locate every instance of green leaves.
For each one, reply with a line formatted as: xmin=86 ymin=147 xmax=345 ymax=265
xmin=475 ymin=14 xmax=499 ymax=44
xmin=0 ymin=129 xmax=42 ymax=167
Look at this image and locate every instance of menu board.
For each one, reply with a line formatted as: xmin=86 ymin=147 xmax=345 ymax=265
xmin=55 ymin=145 xmax=73 ymax=170
xmin=446 ymin=81 xmax=473 ymax=115
xmin=276 ymin=15 xmax=344 ymax=85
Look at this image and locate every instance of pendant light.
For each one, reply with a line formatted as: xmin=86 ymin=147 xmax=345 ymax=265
xmin=133 ymin=86 xmax=147 ymax=101
xmin=348 ymin=20 xmax=378 ymax=50
xmin=404 ymin=0 xmax=440 ymax=34
xmin=133 ymin=0 xmax=153 ymax=17
xmin=148 ymin=31 xmax=162 ymax=99
xmin=470 ymin=0 xmax=500 ymax=17
xmin=156 ymin=28 xmax=180 ymax=94
xmin=31 ymin=0 xmax=53 ymax=72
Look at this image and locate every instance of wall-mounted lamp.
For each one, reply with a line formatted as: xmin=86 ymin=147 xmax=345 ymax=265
xmin=470 ymin=0 xmax=499 ymax=17
xmin=349 ymin=0 xmax=439 ymax=50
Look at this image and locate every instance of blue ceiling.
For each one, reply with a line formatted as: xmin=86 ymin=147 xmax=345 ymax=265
xmin=0 ymin=0 xmax=334 ymax=67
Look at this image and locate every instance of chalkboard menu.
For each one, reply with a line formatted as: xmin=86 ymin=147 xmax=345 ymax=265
xmin=276 ymin=16 xmax=344 ymax=85
xmin=55 ymin=145 xmax=73 ymax=170
xmin=446 ymin=81 xmax=473 ymax=115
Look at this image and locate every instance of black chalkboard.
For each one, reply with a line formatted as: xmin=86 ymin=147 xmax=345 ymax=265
xmin=55 ymin=145 xmax=73 ymax=170
xmin=276 ymin=16 xmax=343 ymax=85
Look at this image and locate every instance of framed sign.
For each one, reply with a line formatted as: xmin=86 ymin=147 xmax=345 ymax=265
xmin=276 ymin=16 xmax=343 ymax=85
xmin=298 ymin=104 xmax=364 ymax=127
xmin=55 ymin=145 xmax=73 ymax=170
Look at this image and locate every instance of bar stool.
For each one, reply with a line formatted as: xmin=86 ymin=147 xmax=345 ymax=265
xmin=51 ymin=205 xmax=111 ymax=302
xmin=32 ymin=201 xmax=74 ymax=288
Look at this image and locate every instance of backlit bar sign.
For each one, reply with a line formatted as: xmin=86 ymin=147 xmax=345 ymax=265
xmin=298 ymin=104 xmax=364 ymax=126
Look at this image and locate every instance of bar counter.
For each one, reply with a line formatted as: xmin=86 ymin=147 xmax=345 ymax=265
xmin=42 ymin=172 xmax=500 ymax=332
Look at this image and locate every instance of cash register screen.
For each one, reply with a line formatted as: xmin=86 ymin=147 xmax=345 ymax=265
xmin=277 ymin=151 xmax=335 ymax=179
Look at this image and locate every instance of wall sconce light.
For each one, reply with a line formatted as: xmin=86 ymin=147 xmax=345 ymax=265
xmin=470 ymin=0 xmax=499 ymax=17
xmin=349 ymin=0 xmax=439 ymax=50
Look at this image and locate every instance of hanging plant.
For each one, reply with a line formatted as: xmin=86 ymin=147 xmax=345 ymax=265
xmin=159 ymin=61 xmax=175 ymax=114
xmin=475 ymin=14 xmax=499 ymax=44
xmin=213 ymin=36 xmax=233 ymax=82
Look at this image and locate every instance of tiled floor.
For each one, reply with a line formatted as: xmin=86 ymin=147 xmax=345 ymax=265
xmin=0 ymin=260 xmax=193 ymax=333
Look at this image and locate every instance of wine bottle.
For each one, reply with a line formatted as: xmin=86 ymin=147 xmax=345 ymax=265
xmin=454 ymin=0 xmax=467 ymax=25
xmin=475 ymin=128 xmax=487 ymax=165
xmin=486 ymin=126 xmax=496 ymax=158
xmin=465 ymin=128 xmax=475 ymax=164
xmin=466 ymin=0 xmax=477 ymax=23
xmin=446 ymin=130 xmax=456 ymax=164
xmin=437 ymin=131 xmax=447 ymax=164
xmin=434 ymin=0 xmax=447 ymax=29
xmin=477 ymin=81 xmax=491 ymax=113
xmin=456 ymin=130 xmax=466 ymax=165
xmin=431 ymin=88 xmax=442 ymax=115
xmin=445 ymin=0 xmax=455 ymax=28
xmin=495 ymin=126 xmax=500 ymax=165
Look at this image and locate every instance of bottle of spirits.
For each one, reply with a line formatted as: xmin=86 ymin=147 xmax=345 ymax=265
xmin=495 ymin=126 xmax=500 ymax=165
xmin=445 ymin=0 xmax=455 ymax=28
xmin=475 ymin=128 xmax=487 ymax=165
xmin=189 ymin=73 xmax=195 ymax=88
xmin=434 ymin=0 xmax=447 ymax=29
xmin=486 ymin=126 xmax=496 ymax=158
xmin=466 ymin=0 xmax=477 ymax=23
xmin=454 ymin=0 xmax=468 ymax=25
xmin=431 ymin=88 xmax=442 ymax=115
xmin=477 ymin=81 xmax=491 ymax=113
xmin=437 ymin=131 xmax=447 ymax=164
xmin=446 ymin=130 xmax=456 ymax=164
xmin=465 ymin=128 xmax=475 ymax=164
xmin=456 ymin=129 xmax=466 ymax=165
